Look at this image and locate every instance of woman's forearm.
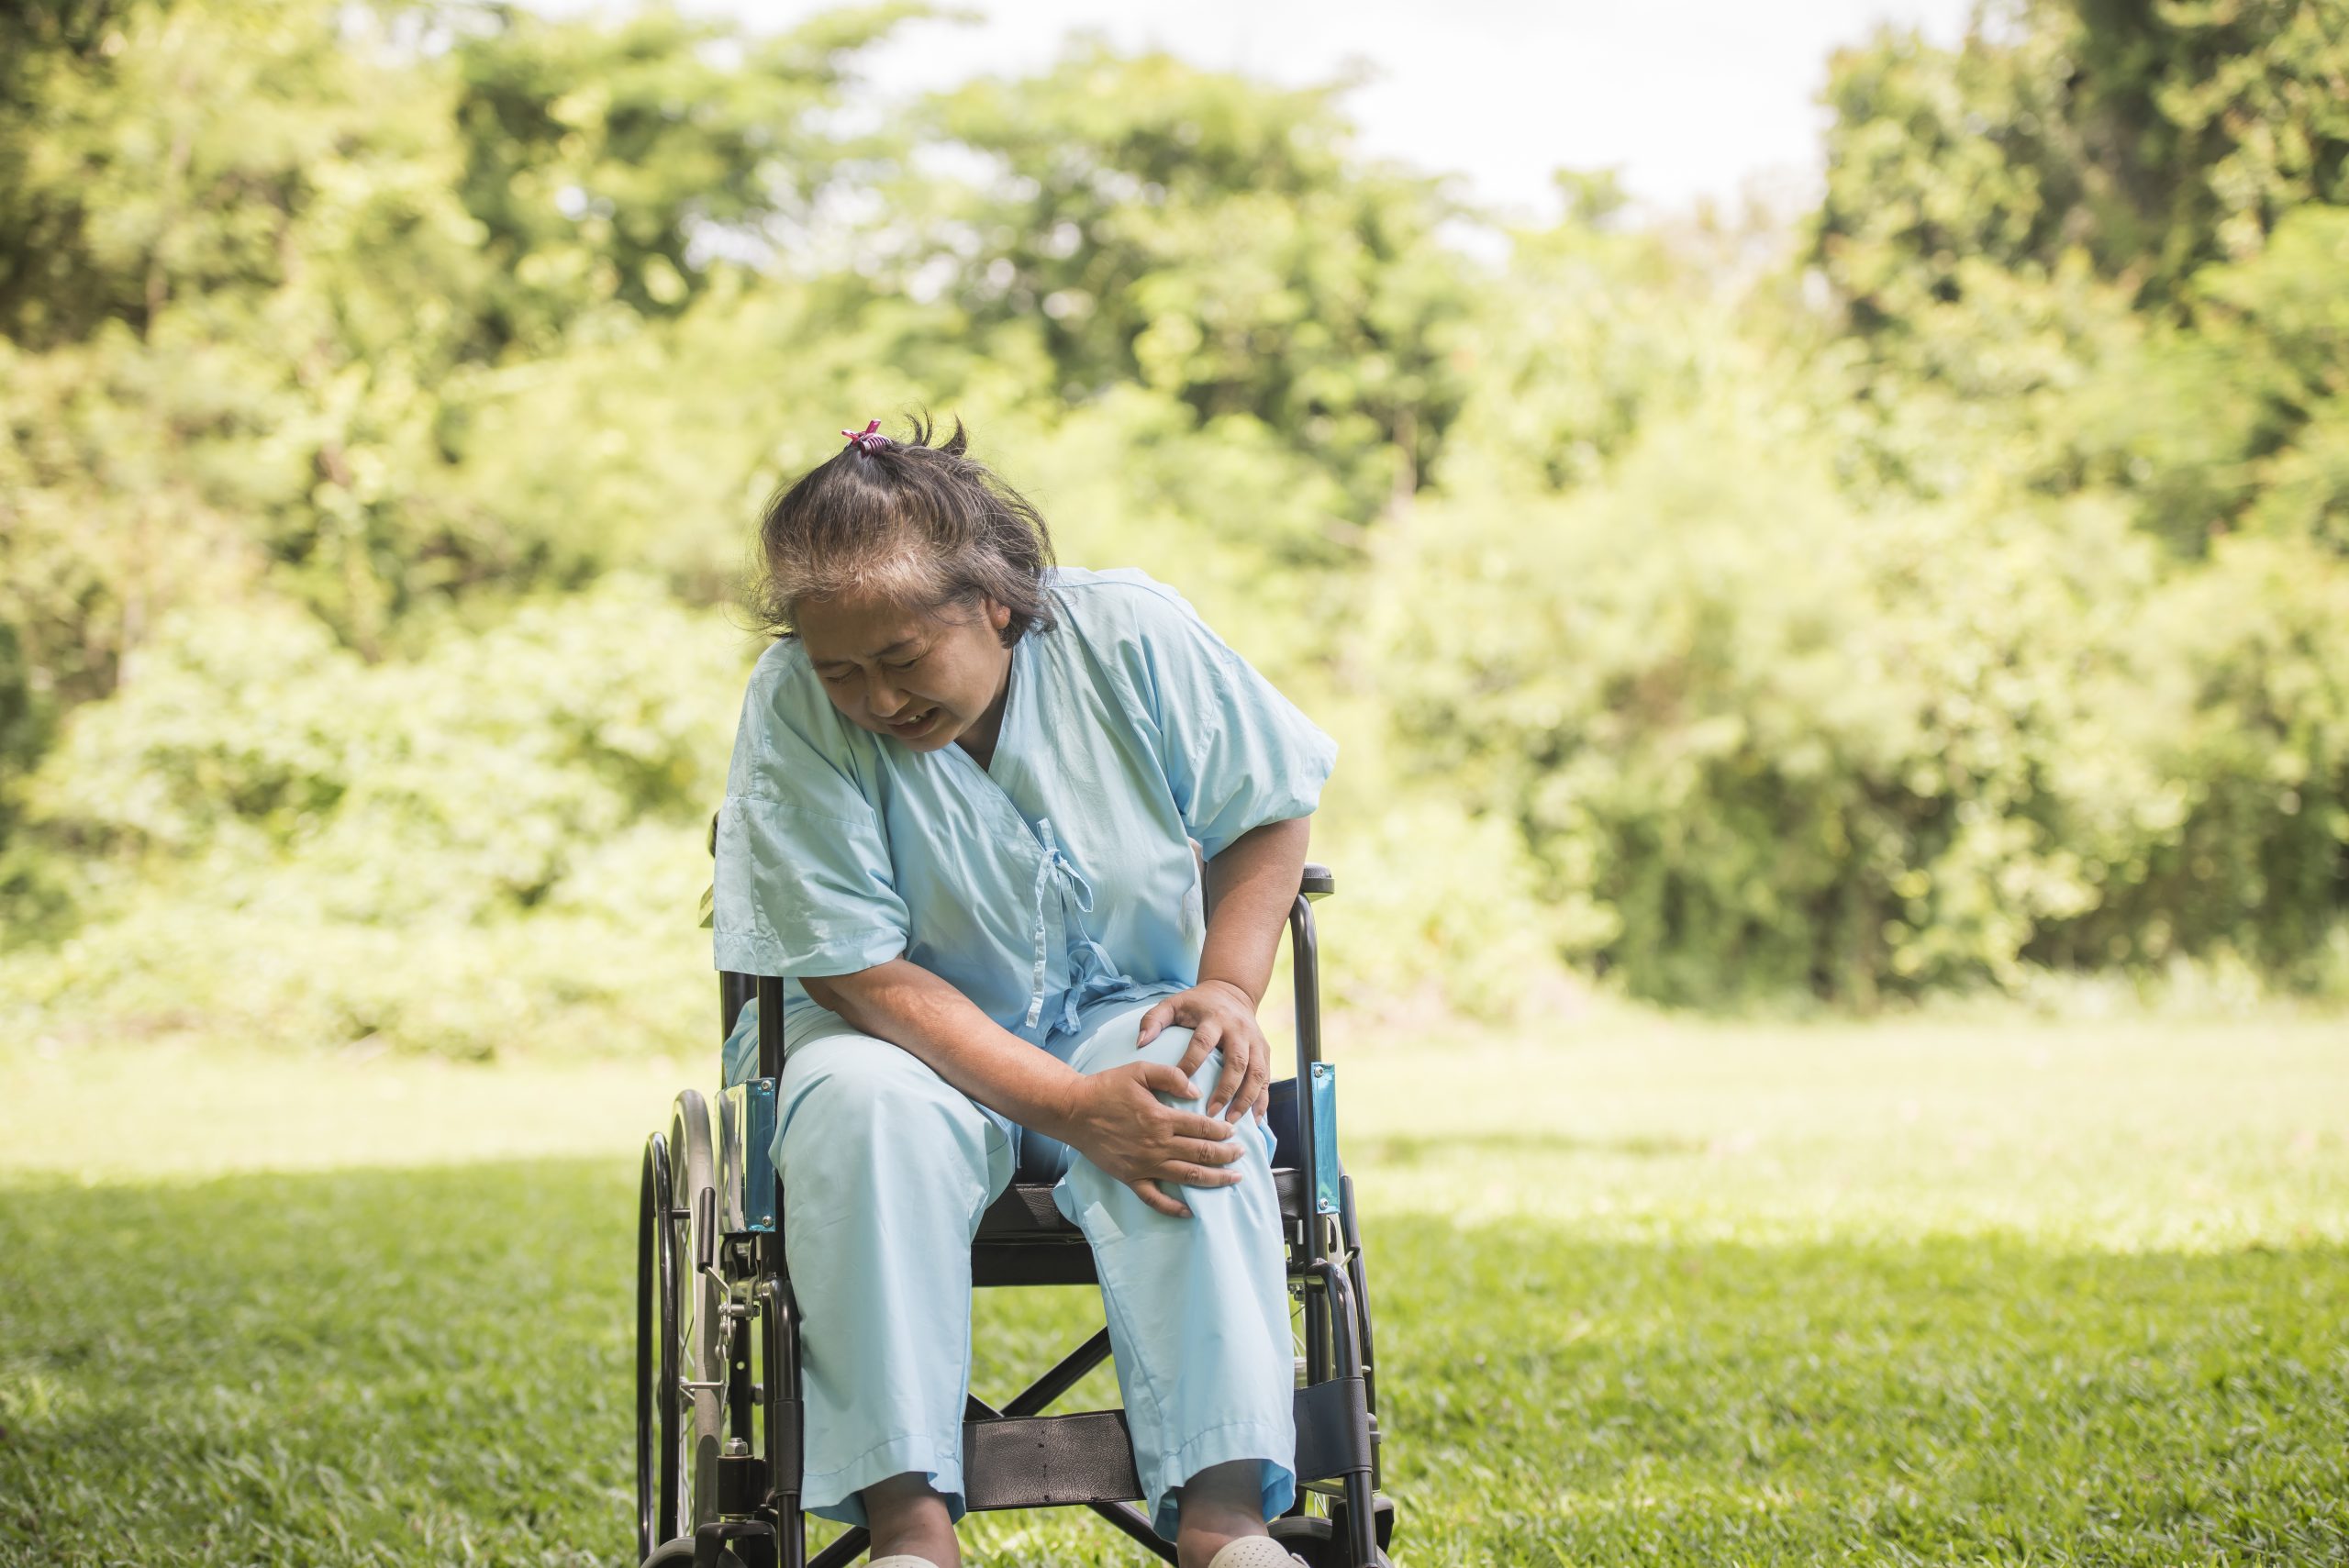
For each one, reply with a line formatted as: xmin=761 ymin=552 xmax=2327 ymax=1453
xmin=799 ymin=815 xmax=1307 ymax=1132
xmin=801 ymin=957 xmax=1244 ymax=1211
xmin=801 ymin=960 xmax=1086 ymax=1139
xmin=1197 ymin=816 xmax=1311 ymax=1006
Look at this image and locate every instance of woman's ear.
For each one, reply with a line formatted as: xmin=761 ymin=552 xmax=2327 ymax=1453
xmin=988 ymin=600 xmax=1012 ymax=633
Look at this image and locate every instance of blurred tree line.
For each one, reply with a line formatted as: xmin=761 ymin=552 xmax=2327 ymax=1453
xmin=2 ymin=0 xmax=2343 ymax=1056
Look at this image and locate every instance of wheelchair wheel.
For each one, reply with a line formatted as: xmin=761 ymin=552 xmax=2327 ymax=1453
xmin=634 ymin=1092 xmax=725 ymax=1562
xmin=634 ymin=1131 xmax=679 ymax=1561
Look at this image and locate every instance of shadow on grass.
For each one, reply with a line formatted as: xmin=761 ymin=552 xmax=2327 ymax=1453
xmin=2 ymin=1163 xmax=2343 ymax=1567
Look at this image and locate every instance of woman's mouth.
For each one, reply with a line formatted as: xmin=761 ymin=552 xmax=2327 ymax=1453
xmin=885 ymin=707 xmax=940 ymax=739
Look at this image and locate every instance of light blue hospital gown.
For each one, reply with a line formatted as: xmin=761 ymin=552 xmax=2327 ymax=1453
xmin=711 ymin=566 xmax=1337 ymax=1540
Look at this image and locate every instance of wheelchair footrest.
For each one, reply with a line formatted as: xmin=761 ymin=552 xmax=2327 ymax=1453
xmin=953 ymin=1377 xmax=1375 ymax=1514
xmin=962 ymin=1409 xmax=1141 ymax=1510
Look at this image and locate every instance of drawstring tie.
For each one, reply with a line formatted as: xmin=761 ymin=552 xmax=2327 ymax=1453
xmin=1022 ymin=818 xmax=1130 ymax=1034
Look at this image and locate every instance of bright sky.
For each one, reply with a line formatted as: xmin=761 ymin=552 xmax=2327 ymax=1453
xmin=627 ymin=0 xmax=1977 ymax=220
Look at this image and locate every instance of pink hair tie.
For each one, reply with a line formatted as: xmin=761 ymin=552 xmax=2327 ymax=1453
xmin=841 ymin=419 xmax=891 ymax=454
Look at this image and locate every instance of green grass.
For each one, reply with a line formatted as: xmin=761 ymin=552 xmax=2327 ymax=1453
xmin=3 ymin=1012 xmax=2345 ymax=1565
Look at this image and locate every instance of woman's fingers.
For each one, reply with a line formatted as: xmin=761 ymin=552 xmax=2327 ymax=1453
xmin=1129 ymin=1178 xmax=1193 ymax=1219
xmin=1222 ymin=1044 xmax=1269 ymax=1123
xmin=1135 ymin=996 xmax=1175 ymax=1047
xmin=1174 ymin=1135 xmax=1242 ymax=1166
xmin=1136 ymin=1061 xmax=1205 ymax=1101
xmin=1174 ymin=1018 xmax=1221 ymax=1078
xmin=1130 ymin=1062 xmax=1250 ymax=1151
xmin=1159 ymin=1162 xmax=1243 ymax=1189
xmin=1166 ymin=1106 xmax=1237 ymax=1141
xmin=1207 ymin=1032 xmax=1257 ymax=1118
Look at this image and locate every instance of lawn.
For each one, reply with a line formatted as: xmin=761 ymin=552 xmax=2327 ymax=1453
xmin=2 ymin=1010 xmax=2344 ymax=1565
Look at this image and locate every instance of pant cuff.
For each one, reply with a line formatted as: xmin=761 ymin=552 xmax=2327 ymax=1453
xmin=1143 ymin=1418 xmax=1297 ymax=1540
xmin=801 ymin=1431 xmax=966 ymax=1529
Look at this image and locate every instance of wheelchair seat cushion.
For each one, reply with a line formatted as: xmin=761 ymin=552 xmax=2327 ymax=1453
xmin=976 ymin=1167 xmax=1306 ymax=1243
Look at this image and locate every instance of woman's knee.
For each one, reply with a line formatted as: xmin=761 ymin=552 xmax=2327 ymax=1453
xmin=1128 ymin=1025 xmax=1223 ymax=1112
xmin=1070 ymin=1006 xmax=1215 ymax=1097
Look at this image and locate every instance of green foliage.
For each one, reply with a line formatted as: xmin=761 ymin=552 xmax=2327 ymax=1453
xmin=3 ymin=0 xmax=2347 ymax=1036
xmin=1438 ymin=195 xmax=1710 ymax=495
xmin=2078 ymin=206 xmax=2349 ymax=551
xmin=1388 ymin=407 xmax=2097 ymax=1003
xmin=1815 ymin=2 xmax=2349 ymax=552
xmin=447 ymin=3 xmax=909 ymax=350
xmin=1818 ymin=0 xmax=2349 ymax=316
xmin=0 ymin=0 xmax=475 ymax=693
xmin=1381 ymin=398 xmax=2349 ymax=1005
xmin=3 ymin=578 xmax=745 ymax=1057
xmin=2094 ymin=535 xmax=2349 ymax=973
xmin=920 ymin=46 xmax=1474 ymax=521
xmin=2061 ymin=0 xmax=2349 ymax=293
xmin=0 ymin=0 xmax=902 ymax=677
xmin=1815 ymin=10 xmax=2092 ymax=337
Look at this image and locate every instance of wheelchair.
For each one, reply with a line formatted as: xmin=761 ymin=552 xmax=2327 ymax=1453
xmin=634 ymin=862 xmax=1394 ymax=1567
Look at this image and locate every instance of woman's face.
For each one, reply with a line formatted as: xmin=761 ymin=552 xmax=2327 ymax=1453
xmin=796 ymin=589 xmax=1014 ymax=753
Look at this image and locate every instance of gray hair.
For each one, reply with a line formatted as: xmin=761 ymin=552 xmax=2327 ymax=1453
xmin=753 ymin=414 xmax=1055 ymax=645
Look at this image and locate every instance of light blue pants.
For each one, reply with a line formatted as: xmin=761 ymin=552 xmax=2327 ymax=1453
xmin=729 ymin=996 xmax=1297 ymax=1541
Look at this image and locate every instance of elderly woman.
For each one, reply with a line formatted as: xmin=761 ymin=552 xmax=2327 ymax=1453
xmin=711 ymin=417 xmax=1336 ymax=1568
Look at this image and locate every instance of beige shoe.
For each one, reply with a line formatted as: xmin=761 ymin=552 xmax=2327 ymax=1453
xmin=1207 ymin=1538 xmax=1308 ymax=1568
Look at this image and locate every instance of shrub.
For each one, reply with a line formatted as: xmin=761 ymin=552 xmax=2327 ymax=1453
xmin=2 ymin=577 xmax=747 ymax=1058
xmin=1376 ymin=402 xmax=2349 ymax=1005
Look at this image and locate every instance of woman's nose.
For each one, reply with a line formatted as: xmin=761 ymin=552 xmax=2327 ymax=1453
xmin=867 ymin=675 xmax=907 ymax=717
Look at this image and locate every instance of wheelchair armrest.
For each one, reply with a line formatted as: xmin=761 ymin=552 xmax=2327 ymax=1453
xmin=1300 ymin=862 xmax=1333 ymax=900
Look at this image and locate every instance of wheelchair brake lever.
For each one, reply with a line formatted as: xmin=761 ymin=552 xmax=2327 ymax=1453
xmin=691 ymin=1184 xmax=744 ymax=1307
xmin=681 ymin=1184 xmax=752 ymax=1392
xmin=694 ymin=1185 xmax=719 ymax=1277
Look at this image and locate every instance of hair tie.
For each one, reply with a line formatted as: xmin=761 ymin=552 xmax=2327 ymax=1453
xmin=841 ymin=419 xmax=891 ymax=454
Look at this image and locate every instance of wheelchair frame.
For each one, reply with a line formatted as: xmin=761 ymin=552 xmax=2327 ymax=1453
xmin=635 ymin=863 xmax=1390 ymax=1568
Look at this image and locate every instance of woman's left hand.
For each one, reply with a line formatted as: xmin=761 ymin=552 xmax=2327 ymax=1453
xmin=1136 ymin=979 xmax=1273 ymax=1123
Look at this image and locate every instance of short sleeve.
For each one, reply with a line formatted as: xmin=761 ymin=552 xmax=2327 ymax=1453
xmin=1136 ymin=584 xmax=1339 ymax=862
xmin=711 ymin=650 xmax=908 ymax=978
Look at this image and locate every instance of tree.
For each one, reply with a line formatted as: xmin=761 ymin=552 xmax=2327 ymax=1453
xmin=915 ymin=46 xmax=1474 ymax=527
xmin=1812 ymin=0 xmax=2349 ymax=550
xmin=447 ymin=2 xmax=911 ymax=354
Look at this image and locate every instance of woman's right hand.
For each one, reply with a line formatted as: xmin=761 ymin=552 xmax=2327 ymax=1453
xmin=1057 ymin=1063 xmax=1245 ymax=1218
